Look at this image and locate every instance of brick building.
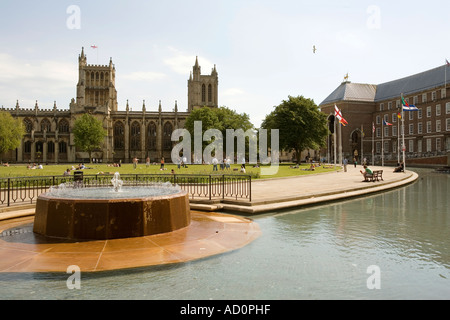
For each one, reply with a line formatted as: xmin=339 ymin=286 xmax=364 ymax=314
xmin=320 ymin=64 xmax=450 ymax=166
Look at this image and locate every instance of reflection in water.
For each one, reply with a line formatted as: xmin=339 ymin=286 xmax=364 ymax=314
xmin=0 ymin=169 xmax=449 ymax=299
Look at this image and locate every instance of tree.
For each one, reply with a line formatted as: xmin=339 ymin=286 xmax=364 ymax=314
xmin=183 ymin=106 xmax=254 ymax=161
xmin=72 ymin=113 xmax=106 ymax=163
xmin=261 ymin=95 xmax=328 ymax=163
xmin=0 ymin=111 xmax=25 ymax=158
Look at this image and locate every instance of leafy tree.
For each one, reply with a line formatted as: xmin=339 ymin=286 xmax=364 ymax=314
xmin=72 ymin=113 xmax=106 ymax=163
xmin=0 ymin=111 xmax=25 ymax=158
xmin=183 ymin=106 xmax=254 ymax=160
xmin=261 ymin=95 xmax=329 ymax=163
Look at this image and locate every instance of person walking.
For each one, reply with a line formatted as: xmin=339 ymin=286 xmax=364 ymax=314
xmin=343 ymin=158 xmax=348 ymax=172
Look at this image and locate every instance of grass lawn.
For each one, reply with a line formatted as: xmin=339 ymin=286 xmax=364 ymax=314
xmin=0 ymin=162 xmax=339 ymax=179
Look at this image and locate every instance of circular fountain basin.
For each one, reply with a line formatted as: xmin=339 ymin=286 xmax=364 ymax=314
xmin=33 ymin=186 xmax=191 ymax=240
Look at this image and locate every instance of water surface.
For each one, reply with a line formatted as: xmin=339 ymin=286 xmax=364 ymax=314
xmin=0 ymin=168 xmax=449 ymax=300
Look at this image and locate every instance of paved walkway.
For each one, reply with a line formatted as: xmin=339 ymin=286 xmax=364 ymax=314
xmin=0 ymin=165 xmax=419 ymax=220
xmin=192 ymin=165 xmax=419 ymax=214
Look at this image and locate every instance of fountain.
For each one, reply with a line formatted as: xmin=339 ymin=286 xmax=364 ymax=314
xmin=33 ymin=172 xmax=191 ymax=240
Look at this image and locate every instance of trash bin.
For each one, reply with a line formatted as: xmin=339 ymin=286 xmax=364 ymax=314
xmin=74 ymin=171 xmax=83 ymax=186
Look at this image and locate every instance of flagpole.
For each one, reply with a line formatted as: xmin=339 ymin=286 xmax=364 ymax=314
xmin=361 ymin=124 xmax=364 ymax=164
xmin=334 ymin=118 xmax=337 ymax=171
xmin=372 ymin=122 xmax=374 ymax=166
xmin=381 ymin=119 xmax=384 ymax=167
xmin=401 ymin=94 xmax=406 ymax=172
xmin=339 ymin=120 xmax=342 ymax=165
xmin=397 ymin=118 xmax=400 ymax=164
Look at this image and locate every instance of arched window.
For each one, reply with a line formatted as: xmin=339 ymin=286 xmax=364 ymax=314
xmin=24 ymin=141 xmax=32 ymax=154
xmin=130 ymin=121 xmax=141 ymax=151
xmin=23 ymin=118 xmax=33 ymax=133
xmin=59 ymin=141 xmax=67 ymax=154
xmin=114 ymin=121 xmax=125 ymax=150
xmin=48 ymin=141 xmax=55 ymax=154
xmin=208 ymin=84 xmax=212 ymax=102
xmin=40 ymin=119 xmax=51 ymax=132
xmin=58 ymin=119 xmax=69 ymax=133
xmin=147 ymin=122 xmax=157 ymax=150
xmin=201 ymin=84 xmax=206 ymax=103
xmin=163 ymin=122 xmax=173 ymax=151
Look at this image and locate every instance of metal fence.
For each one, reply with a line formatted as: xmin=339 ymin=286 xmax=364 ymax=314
xmin=0 ymin=173 xmax=251 ymax=207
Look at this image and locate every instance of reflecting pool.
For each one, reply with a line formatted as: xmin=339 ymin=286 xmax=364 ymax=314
xmin=0 ymin=168 xmax=449 ymax=300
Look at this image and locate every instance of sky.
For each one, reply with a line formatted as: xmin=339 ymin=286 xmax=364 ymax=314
xmin=1 ymin=0 xmax=450 ymax=127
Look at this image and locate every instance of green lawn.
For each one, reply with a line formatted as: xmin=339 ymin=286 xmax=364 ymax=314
xmin=0 ymin=162 xmax=339 ymax=179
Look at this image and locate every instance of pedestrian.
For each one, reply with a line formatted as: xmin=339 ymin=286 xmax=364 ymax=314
xmin=343 ymin=158 xmax=348 ymax=172
xmin=212 ymin=156 xmax=218 ymax=171
xmin=353 ymin=157 xmax=357 ymax=168
xmin=146 ymin=157 xmax=150 ymax=167
xmin=160 ymin=157 xmax=165 ymax=170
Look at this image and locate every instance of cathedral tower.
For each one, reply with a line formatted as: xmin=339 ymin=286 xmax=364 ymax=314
xmin=73 ymin=47 xmax=118 ymax=114
xmin=187 ymin=56 xmax=218 ymax=111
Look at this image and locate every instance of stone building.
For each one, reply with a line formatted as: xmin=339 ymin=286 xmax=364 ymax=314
xmin=320 ymin=64 xmax=450 ymax=166
xmin=1 ymin=48 xmax=218 ymax=164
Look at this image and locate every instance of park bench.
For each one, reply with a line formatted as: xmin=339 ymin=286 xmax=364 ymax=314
xmin=364 ymin=170 xmax=383 ymax=182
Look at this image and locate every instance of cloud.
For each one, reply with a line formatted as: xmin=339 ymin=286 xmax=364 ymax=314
xmin=222 ymin=88 xmax=245 ymax=96
xmin=163 ymin=47 xmax=215 ymax=75
xmin=122 ymin=71 xmax=166 ymax=81
xmin=0 ymin=53 xmax=76 ymax=107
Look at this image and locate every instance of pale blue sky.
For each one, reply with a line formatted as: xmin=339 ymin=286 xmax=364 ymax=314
xmin=1 ymin=0 xmax=450 ymax=126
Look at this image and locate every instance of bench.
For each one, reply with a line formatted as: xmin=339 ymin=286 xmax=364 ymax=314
xmin=364 ymin=170 xmax=383 ymax=182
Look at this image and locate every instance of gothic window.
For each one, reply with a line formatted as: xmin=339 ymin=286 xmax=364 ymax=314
xmin=35 ymin=141 xmax=43 ymax=154
xmin=208 ymin=84 xmax=212 ymax=102
xmin=147 ymin=122 xmax=157 ymax=150
xmin=58 ymin=119 xmax=69 ymax=133
xmin=163 ymin=122 xmax=173 ymax=151
xmin=24 ymin=141 xmax=32 ymax=154
xmin=48 ymin=141 xmax=55 ymax=154
xmin=59 ymin=141 xmax=67 ymax=154
xmin=114 ymin=121 xmax=125 ymax=150
xmin=23 ymin=118 xmax=33 ymax=133
xmin=40 ymin=119 xmax=51 ymax=132
xmin=202 ymin=84 xmax=206 ymax=103
xmin=130 ymin=121 xmax=141 ymax=151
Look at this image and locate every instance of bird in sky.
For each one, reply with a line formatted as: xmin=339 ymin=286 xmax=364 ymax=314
xmin=313 ymin=45 xmax=317 ymax=53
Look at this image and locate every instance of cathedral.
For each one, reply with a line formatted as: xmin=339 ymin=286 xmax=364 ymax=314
xmin=1 ymin=48 xmax=219 ymax=164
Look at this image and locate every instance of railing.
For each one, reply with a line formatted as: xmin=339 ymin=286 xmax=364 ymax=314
xmin=0 ymin=173 xmax=251 ymax=207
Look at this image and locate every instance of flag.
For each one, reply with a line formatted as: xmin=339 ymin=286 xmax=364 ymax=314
xmin=383 ymin=120 xmax=393 ymax=126
xmin=91 ymin=45 xmax=98 ymax=49
xmin=446 ymin=59 xmax=450 ymax=66
xmin=334 ymin=104 xmax=348 ymax=126
xmin=397 ymin=112 xmax=402 ymax=119
xmin=401 ymin=97 xmax=419 ymax=111
xmin=372 ymin=122 xmax=375 ymax=133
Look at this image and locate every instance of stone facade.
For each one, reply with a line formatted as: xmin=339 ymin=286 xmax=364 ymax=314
xmin=1 ymin=49 xmax=218 ymax=164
